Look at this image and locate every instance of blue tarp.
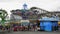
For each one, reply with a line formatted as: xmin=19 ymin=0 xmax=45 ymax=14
xmin=40 ymin=22 xmax=44 ymax=30
xmin=40 ymin=17 xmax=59 ymax=31
xmin=52 ymin=21 xmax=58 ymax=26
xmin=40 ymin=21 xmax=52 ymax=31
xmin=44 ymin=21 xmax=52 ymax=31
xmin=40 ymin=22 xmax=44 ymax=26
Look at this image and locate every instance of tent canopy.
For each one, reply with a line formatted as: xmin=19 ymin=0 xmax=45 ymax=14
xmin=39 ymin=16 xmax=59 ymax=21
xmin=20 ymin=20 xmax=29 ymax=23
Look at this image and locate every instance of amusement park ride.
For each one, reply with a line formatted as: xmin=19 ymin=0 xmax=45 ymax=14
xmin=0 ymin=3 xmax=60 ymax=32
xmin=0 ymin=9 xmax=8 ymax=27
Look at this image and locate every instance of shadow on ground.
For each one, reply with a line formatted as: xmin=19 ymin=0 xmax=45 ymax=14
xmin=0 ymin=31 xmax=60 ymax=34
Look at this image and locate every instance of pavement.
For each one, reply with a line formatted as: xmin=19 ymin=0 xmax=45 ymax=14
xmin=0 ymin=31 xmax=60 ymax=34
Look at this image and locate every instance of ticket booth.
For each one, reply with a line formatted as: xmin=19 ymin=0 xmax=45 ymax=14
xmin=40 ymin=21 xmax=52 ymax=31
xmin=39 ymin=17 xmax=52 ymax=31
xmin=39 ymin=17 xmax=59 ymax=31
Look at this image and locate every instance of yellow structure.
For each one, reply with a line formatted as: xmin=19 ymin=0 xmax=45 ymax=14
xmin=58 ymin=21 xmax=60 ymax=25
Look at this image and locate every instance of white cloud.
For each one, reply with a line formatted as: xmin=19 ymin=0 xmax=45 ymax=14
xmin=0 ymin=0 xmax=60 ymax=12
xmin=0 ymin=0 xmax=60 ymax=19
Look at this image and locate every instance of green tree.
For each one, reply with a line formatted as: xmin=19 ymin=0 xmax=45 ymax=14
xmin=0 ymin=9 xmax=8 ymax=26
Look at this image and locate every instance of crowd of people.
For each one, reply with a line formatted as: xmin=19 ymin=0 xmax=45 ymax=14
xmin=0 ymin=23 xmax=60 ymax=32
xmin=0 ymin=23 xmax=40 ymax=32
